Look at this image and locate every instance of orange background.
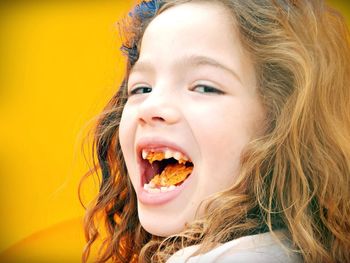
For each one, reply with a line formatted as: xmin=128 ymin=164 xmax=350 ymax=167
xmin=0 ymin=0 xmax=349 ymax=262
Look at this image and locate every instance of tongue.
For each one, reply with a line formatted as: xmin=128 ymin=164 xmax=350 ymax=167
xmin=145 ymin=161 xmax=161 ymax=183
xmin=150 ymin=163 xmax=193 ymax=187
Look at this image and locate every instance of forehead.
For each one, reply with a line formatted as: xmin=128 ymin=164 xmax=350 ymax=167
xmin=140 ymin=2 xmax=239 ymax=55
xmin=135 ymin=1 xmax=256 ymax=89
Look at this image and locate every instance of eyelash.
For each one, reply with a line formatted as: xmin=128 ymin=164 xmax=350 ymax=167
xmin=129 ymin=86 xmax=152 ymax=95
xmin=191 ymin=84 xmax=224 ymax=95
xmin=128 ymin=84 xmax=224 ymax=96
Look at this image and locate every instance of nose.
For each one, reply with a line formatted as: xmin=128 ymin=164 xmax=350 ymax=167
xmin=137 ymin=89 xmax=181 ymax=126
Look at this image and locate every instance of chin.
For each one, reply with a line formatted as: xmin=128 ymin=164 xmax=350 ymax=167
xmin=138 ymin=207 xmax=189 ymax=237
xmin=141 ymin=220 xmax=186 ymax=237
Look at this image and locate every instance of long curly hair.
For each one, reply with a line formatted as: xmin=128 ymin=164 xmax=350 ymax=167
xmin=80 ymin=0 xmax=350 ymax=262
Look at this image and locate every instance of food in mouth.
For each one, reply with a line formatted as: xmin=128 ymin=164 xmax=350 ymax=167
xmin=141 ymin=149 xmax=193 ymax=193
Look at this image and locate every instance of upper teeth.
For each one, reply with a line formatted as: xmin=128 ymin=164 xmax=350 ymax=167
xmin=142 ymin=148 xmax=189 ymax=162
xmin=142 ymin=150 xmax=148 ymax=159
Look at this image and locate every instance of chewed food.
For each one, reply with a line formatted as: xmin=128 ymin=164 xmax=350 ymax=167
xmin=142 ymin=149 xmax=193 ymax=190
xmin=146 ymin=152 xmax=165 ymax=163
xmin=150 ymin=163 xmax=193 ymax=187
xmin=146 ymin=151 xmax=187 ymax=164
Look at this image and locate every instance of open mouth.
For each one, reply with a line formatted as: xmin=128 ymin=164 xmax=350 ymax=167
xmin=140 ymin=148 xmax=194 ymax=193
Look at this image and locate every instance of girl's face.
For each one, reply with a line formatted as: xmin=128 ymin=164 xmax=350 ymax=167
xmin=119 ymin=2 xmax=265 ymax=236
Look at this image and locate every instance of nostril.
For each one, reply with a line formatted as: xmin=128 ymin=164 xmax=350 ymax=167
xmin=138 ymin=117 xmax=147 ymax=125
xmin=152 ymin=116 xmax=165 ymax=122
xmin=137 ymin=104 xmax=180 ymax=126
xmin=138 ymin=116 xmax=165 ymax=125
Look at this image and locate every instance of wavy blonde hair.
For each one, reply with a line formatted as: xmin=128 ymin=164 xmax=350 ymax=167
xmin=80 ymin=0 xmax=350 ymax=262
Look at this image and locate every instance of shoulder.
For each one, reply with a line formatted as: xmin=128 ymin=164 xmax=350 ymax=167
xmin=167 ymin=232 xmax=303 ymax=263
xmin=212 ymin=232 xmax=302 ymax=263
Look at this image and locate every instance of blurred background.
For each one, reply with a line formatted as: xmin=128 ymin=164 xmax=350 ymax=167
xmin=0 ymin=0 xmax=349 ymax=262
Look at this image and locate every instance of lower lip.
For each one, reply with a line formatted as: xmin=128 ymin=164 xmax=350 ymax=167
xmin=138 ymin=173 xmax=193 ymax=205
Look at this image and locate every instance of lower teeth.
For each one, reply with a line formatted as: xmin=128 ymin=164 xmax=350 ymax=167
xmin=144 ymin=183 xmax=176 ymax=193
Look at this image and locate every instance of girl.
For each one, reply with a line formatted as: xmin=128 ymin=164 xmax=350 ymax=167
xmin=81 ymin=0 xmax=350 ymax=262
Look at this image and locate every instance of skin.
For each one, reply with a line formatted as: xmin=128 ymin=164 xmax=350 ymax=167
xmin=119 ymin=2 xmax=265 ymax=236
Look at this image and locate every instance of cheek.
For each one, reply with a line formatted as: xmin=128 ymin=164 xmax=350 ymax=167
xmin=188 ymin=100 xmax=254 ymax=150
xmin=119 ymin=111 xmax=129 ymax=153
xmin=119 ymin=105 xmax=137 ymax=179
xmin=188 ymin=101 xmax=260 ymax=190
xmin=119 ymin=104 xmax=136 ymax=147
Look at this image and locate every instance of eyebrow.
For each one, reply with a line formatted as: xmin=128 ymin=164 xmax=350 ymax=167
xmin=131 ymin=54 xmax=242 ymax=84
xmin=186 ymin=55 xmax=242 ymax=84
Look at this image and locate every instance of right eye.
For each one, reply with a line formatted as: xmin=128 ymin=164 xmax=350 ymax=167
xmin=129 ymin=86 xmax=152 ymax=95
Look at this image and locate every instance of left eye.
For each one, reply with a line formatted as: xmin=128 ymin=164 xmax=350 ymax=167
xmin=191 ymin=85 xmax=224 ymax=94
xmin=129 ymin=86 xmax=152 ymax=95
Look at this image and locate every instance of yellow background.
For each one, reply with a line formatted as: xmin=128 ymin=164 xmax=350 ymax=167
xmin=0 ymin=0 xmax=349 ymax=262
